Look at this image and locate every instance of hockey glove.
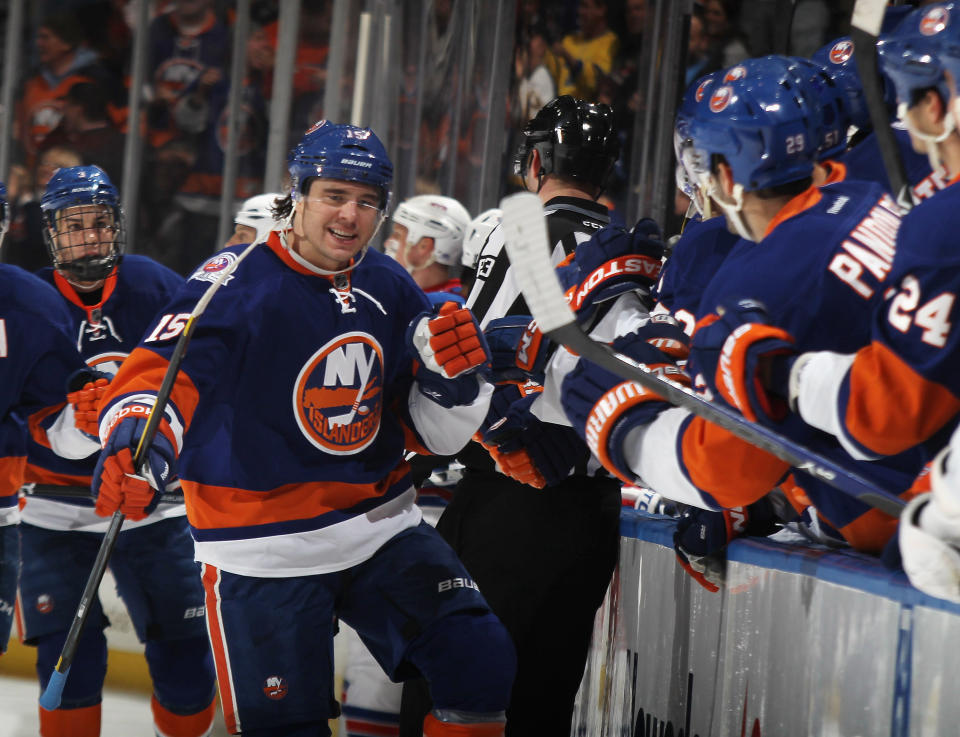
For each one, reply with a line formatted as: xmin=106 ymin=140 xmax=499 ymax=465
xmin=899 ymin=435 xmax=960 ymax=603
xmin=690 ymin=298 xmax=796 ymax=425
xmin=561 ymin=318 xmax=691 ymax=484
xmin=673 ymin=497 xmax=781 ymax=592
xmin=480 ymin=393 xmax=587 ymax=488
xmin=483 ymin=315 xmax=552 ymax=384
xmin=565 ymin=218 xmax=664 ymax=322
xmin=407 ymin=302 xmax=491 ymax=408
xmin=92 ymin=404 xmax=178 ymax=521
xmin=66 ymin=368 xmax=111 ymax=437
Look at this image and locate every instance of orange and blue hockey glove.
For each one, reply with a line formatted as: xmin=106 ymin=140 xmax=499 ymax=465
xmin=66 ymin=369 xmax=111 ymax=437
xmin=407 ymin=301 xmax=491 ymax=407
xmin=690 ymin=297 xmax=796 ymax=425
xmin=92 ymin=403 xmax=178 ymax=521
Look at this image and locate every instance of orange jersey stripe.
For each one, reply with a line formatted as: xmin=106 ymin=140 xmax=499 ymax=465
xmin=845 ymin=341 xmax=960 ymax=456
xmin=23 ymin=465 xmax=91 ymax=487
xmin=184 ymin=464 xmax=412 ymax=531
xmin=105 ymin=347 xmax=202 ymax=429
xmin=0 ymin=455 xmax=26 ymax=500
xmin=26 ymin=403 xmax=63 ymax=451
xmin=680 ymin=417 xmax=789 ymax=509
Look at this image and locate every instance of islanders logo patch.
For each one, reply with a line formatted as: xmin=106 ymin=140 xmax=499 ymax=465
xmin=189 ymin=252 xmax=239 ymax=285
xmin=294 ymin=332 xmax=384 ymax=455
xmin=709 ymin=85 xmax=734 ymax=113
xmin=262 ymin=675 xmax=288 ymax=700
xmin=829 ymin=39 xmax=853 ymax=64
xmin=921 ymin=7 xmax=949 ymax=36
xmin=695 ymin=77 xmax=714 ymax=102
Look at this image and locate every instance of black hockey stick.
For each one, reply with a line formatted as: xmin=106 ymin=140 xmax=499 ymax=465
xmin=499 ymin=192 xmax=906 ymax=518
xmin=39 ymin=237 xmax=265 ymax=711
xmin=23 ymin=484 xmax=183 ymax=504
xmin=851 ymin=0 xmax=914 ymax=211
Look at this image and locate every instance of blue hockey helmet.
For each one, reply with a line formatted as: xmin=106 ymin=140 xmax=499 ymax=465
xmin=812 ymin=38 xmax=871 ymax=131
xmin=40 ymin=165 xmax=124 ymax=282
xmin=674 ymin=72 xmax=721 ymax=212
xmin=680 ymin=56 xmax=821 ymax=192
xmin=287 ymin=121 xmax=393 ymax=208
xmin=878 ymin=3 xmax=960 ymax=109
xmin=785 ymin=56 xmax=851 ymax=160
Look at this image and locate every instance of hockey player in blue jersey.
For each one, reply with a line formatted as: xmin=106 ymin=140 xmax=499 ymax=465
xmin=558 ymin=58 xmax=926 ymax=561
xmin=813 ymin=35 xmax=951 ymax=203
xmin=16 ymin=166 xmax=218 ymax=737
xmin=709 ymin=4 xmax=960 ymax=602
xmin=91 ymin=122 xmax=514 ymax=737
xmin=0 ymin=181 xmax=106 ymax=672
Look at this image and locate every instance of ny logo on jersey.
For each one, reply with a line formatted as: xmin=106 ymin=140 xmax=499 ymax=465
xmin=77 ymin=315 xmax=122 ymax=347
xmin=329 ymin=287 xmax=357 ymax=314
xmin=294 ymin=332 xmax=384 ymax=455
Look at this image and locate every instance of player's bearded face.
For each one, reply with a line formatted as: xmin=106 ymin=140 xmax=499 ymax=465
xmin=293 ymin=179 xmax=382 ymax=270
xmin=54 ymin=204 xmax=117 ymax=265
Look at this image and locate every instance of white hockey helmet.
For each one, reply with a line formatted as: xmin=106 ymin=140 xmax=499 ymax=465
xmin=390 ymin=195 xmax=471 ymax=267
xmin=461 ymin=208 xmax=502 ymax=270
xmin=234 ymin=192 xmax=282 ymax=242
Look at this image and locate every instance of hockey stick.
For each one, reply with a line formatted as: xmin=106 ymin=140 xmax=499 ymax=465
xmin=499 ymin=192 xmax=907 ymax=518
xmin=23 ymin=484 xmax=182 ymax=505
xmin=850 ymin=0 xmax=914 ymax=211
xmin=40 ymin=237 xmax=265 ymax=711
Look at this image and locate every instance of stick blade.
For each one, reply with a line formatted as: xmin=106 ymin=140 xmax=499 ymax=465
xmin=500 ymin=192 xmax=576 ymax=334
xmin=851 ymin=0 xmax=887 ymax=36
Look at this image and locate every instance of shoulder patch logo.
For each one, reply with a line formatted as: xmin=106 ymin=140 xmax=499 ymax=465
xmin=190 ymin=252 xmax=239 ymax=285
xmin=293 ymin=332 xmax=384 ymax=455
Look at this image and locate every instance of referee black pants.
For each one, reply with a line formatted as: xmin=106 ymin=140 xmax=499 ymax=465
xmin=399 ymin=467 xmax=621 ymax=736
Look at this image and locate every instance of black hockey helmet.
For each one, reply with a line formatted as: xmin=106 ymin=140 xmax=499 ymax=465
xmin=513 ymin=95 xmax=620 ymax=191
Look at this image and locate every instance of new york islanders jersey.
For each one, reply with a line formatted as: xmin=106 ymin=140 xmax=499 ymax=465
xmin=97 ymin=235 xmax=491 ymax=577
xmin=21 ymin=255 xmax=185 ymax=533
xmin=840 ymin=126 xmax=949 ymax=203
xmin=652 ymin=216 xmax=739 ymax=335
xmin=793 ymin=175 xmax=960 ymax=461
xmin=619 ymin=179 xmax=927 ymax=551
xmin=0 ymin=266 xmax=97 ymax=526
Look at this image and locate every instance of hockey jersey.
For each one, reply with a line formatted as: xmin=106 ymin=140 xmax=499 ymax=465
xmin=21 ymin=255 xmax=185 ymax=532
xmin=840 ymin=126 xmax=949 ymax=203
xmin=617 ymin=178 xmax=928 ymax=551
xmin=653 ymin=216 xmax=739 ymax=335
xmin=0 ymin=266 xmax=96 ymax=526
xmin=97 ymin=234 xmax=491 ymax=577
xmin=793 ymin=175 xmax=960 ymax=461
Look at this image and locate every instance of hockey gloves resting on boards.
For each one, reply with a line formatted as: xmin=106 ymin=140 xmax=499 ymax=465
xmin=560 ymin=218 xmax=665 ymax=323
xmin=899 ymin=425 xmax=960 ymax=603
xmin=690 ymin=298 xmax=796 ymax=425
xmin=673 ymin=498 xmax=781 ymax=592
xmin=480 ymin=392 xmax=587 ymax=489
xmin=561 ymin=314 xmax=691 ymax=485
xmin=66 ymin=368 xmax=111 ymax=437
xmin=408 ymin=302 xmax=491 ymax=408
xmin=92 ymin=404 xmax=178 ymax=521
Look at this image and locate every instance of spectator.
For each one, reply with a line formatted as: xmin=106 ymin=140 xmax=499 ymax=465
xmin=549 ymin=0 xmax=619 ymax=100
xmin=146 ymin=0 xmax=230 ymax=148
xmin=514 ymin=26 xmax=557 ymax=125
xmin=16 ymin=12 xmax=123 ymax=168
xmin=4 ymin=146 xmax=84 ymax=274
xmin=43 ymin=82 xmax=125 ymax=187
xmin=703 ymin=0 xmax=750 ymax=67
xmin=685 ymin=7 xmax=717 ymax=88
